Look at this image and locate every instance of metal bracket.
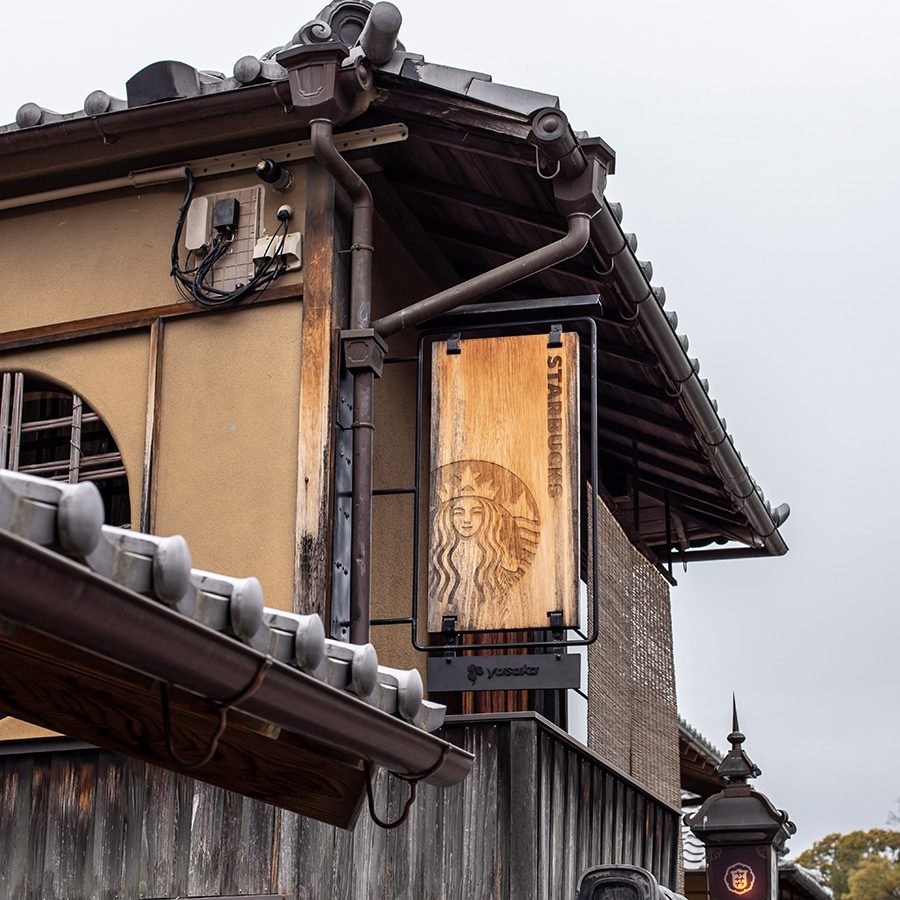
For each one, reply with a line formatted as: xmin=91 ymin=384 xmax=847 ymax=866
xmin=547 ymin=610 xmax=564 ymax=638
xmin=547 ymin=323 xmax=563 ymax=348
xmin=547 ymin=610 xmax=565 ymax=656
xmin=341 ymin=328 xmax=388 ymax=378
xmin=446 ymin=332 xmax=462 ymax=355
xmin=442 ymin=615 xmax=458 ymax=658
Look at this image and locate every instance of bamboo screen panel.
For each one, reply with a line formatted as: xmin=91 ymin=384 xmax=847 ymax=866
xmin=587 ymin=495 xmax=680 ymax=809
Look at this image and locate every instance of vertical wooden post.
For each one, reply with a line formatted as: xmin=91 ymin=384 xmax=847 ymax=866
xmin=293 ymin=162 xmax=348 ymax=619
xmin=508 ymin=719 xmax=539 ymax=898
xmin=140 ymin=319 xmax=164 ymax=533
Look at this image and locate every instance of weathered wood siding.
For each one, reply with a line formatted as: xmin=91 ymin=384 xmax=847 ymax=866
xmin=0 ymin=716 xmax=678 ymax=899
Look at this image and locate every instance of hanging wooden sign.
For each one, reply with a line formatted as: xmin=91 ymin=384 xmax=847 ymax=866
xmin=426 ymin=332 xmax=580 ymax=633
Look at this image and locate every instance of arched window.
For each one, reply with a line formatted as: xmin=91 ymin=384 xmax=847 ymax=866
xmin=0 ymin=372 xmax=131 ymax=527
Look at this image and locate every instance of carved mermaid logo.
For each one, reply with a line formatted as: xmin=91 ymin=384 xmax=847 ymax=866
xmin=429 ymin=460 xmax=541 ymax=629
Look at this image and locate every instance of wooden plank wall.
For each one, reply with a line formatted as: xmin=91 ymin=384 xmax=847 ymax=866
xmin=0 ymin=719 xmax=678 ymax=900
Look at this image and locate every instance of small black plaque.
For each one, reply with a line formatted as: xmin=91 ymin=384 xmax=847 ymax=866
xmin=427 ymin=652 xmax=581 ymax=692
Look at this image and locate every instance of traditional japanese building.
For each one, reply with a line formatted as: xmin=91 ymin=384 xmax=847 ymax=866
xmin=0 ymin=2 xmax=790 ymax=898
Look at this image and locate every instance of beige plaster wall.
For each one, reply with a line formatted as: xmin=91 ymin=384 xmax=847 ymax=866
xmin=0 ymin=720 xmax=57 ymax=742
xmin=0 ymin=332 xmax=151 ymax=525
xmin=153 ymin=301 xmax=303 ymax=611
xmin=0 ymin=169 xmax=306 ymax=334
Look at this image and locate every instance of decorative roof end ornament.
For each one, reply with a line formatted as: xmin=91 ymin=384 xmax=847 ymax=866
xmin=716 ymin=695 xmax=763 ymax=784
xmin=293 ymin=1 xmax=375 ymax=49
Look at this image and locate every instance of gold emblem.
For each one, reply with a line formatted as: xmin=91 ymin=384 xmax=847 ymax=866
xmin=724 ymin=862 xmax=755 ymax=896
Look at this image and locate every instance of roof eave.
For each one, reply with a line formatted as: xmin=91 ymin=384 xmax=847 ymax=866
xmin=589 ymin=200 xmax=788 ymax=556
xmin=0 ymin=529 xmax=473 ymax=788
xmin=0 ymin=81 xmax=298 ymax=198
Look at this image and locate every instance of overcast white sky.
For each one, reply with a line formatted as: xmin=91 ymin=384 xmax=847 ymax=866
xmin=3 ymin=0 xmax=898 ymax=854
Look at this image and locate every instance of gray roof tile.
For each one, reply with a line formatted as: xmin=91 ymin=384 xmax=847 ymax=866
xmin=465 ymin=78 xmax=559 ymax=115
xmin=399 ymin=58 xmax=491 ymax=95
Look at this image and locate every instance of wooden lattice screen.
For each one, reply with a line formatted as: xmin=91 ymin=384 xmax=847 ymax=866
xmin=587 ymin=495 xmax=680 ymax=810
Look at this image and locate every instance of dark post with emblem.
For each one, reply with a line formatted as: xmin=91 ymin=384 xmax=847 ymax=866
xmin=685 ymin=699 xmax=796 ymax=900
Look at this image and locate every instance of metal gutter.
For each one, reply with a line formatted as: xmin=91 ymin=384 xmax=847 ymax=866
xmin=0 ymin=529 xmax=473 ymax=787
xmin=589 ymin=201 xmax=789 ymax=556
xmin=671 ymin=546 xmax=776 ymax=563
xmin=0 ymin=737 xmax=95 ymax=757
xmin=310 ymin=118 xmax=377 ymax=646
xmin=372 ymin=215 xmax=592 ymax=338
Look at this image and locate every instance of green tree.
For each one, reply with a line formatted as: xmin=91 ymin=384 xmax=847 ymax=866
xmin=796 ymin=830 xmax=900 ymax=900
xmin=846 ymin=855 xmax=900 ymax=900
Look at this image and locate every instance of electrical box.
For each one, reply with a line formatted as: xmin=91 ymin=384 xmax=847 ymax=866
xmin=182 ymin=186 xmax=262 ymax=292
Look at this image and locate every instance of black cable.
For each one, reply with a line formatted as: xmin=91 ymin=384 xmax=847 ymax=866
xmin=170 ymin=167 xmax=289 ymax=308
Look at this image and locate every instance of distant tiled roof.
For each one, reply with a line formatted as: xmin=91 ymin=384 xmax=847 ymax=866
xmin=679 ymin=716 xmax=724 ymax=766
xmin=682 ymin=823 xmax=707 ymax=871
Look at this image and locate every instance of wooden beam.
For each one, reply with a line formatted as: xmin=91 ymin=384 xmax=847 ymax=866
xmin=596 ymin=338 xmax=659 ymax=368
xmin=0 ymin=285 xmax=302 ymax=352
xmin=596 ymin=421 xmax=707 ymax=465
xmin=293 ymin=163 xmax=345 ymax=620
xmin=598 ymin=397 xmax=697 ymax=436
xmin=367 ymin=172 xmax=460 ymax=293
xmin=635 ymin=488 xmax=752 ymax=547
xmin=598 ymin=436 xmax=723 ymax=492
xmin=374 ymin=87 xmax=534 ymax=151
xmin=614 ymin=469 xmax=743 ymax=522
xmin=388 ymin=171 xmax=562 ymax=235
xmin=598 ymin=373 xmax=676 ymax=405
xmin=423 ymin=222 xmax=600 ymax=288
xmin=140 ymin=318 xmax=164 ymax=533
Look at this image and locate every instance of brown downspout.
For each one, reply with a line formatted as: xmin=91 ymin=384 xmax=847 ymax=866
xmin=310 ymin=118 xmax=376 ymax=646
xmin=311 ymin=108 xmax=603 ymax=646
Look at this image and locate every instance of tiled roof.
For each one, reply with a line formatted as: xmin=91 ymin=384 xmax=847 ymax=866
xmin=679 ymin=716 xmax=724 ymax=766
xmin=1 ymin=1 xmax=559 ymax=134
xmin=0 ymin=467 xmax=445 ymax=732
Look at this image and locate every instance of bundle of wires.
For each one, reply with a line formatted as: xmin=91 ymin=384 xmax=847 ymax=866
xmin=171 ymin=167 xmax=289 ymax=309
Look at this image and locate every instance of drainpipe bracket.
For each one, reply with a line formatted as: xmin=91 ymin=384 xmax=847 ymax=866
xmin=342 ymin=328 xmax=388 ymax=377
xmin=552 ymin=155 xmax=607 ymax=218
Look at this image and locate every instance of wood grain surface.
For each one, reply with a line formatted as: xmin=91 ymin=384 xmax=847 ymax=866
xmin=0 ymin=715 xmax=679 ymax=899
xmin=0 ymin=627 xmax=366 ymax=829
xmin=427 ymin=333 xmax=580 ymax=632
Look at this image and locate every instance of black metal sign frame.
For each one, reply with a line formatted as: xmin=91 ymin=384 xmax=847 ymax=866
xmin=364 ymin=314 xmax=601 ymax=653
